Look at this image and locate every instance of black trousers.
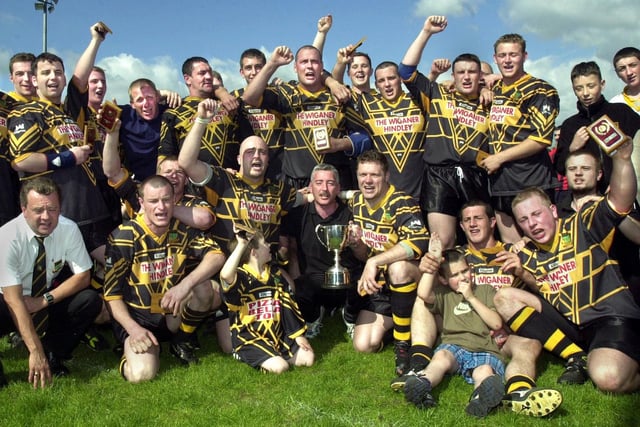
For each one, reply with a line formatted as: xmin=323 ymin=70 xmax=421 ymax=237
xmin=0 ymin=288 xmax=101 ymax=358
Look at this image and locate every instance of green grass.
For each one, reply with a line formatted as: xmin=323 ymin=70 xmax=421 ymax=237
xmin=1 ymin=313 xmax=638 ymax=427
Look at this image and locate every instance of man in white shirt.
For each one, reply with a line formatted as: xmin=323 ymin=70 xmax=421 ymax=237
xmin=0 ymin=177 xmax=100 ymax=388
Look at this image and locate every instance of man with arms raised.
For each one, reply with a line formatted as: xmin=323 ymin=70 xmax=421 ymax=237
xmin=400 ymin=15 xmax=491 ymax=248
xmin=178 ymin=99 xmax=304 ymax=255
xmin=242 ymin=45 xmax=360 ymax=190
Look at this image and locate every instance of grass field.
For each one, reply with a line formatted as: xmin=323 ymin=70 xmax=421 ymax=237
xmin=1 ymin=312 xmax=638 ymax=427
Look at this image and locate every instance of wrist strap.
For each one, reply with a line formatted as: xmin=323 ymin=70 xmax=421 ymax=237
xmin=46 ymin=150 xmax=76 ymax=170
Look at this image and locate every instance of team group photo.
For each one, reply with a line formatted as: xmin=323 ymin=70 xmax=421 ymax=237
xmin=0 ymin=1 xmax=639 ymax=426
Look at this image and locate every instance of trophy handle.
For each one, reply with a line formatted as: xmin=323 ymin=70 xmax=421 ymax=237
xmin=315 ymin=224 xmax=329 ymax=250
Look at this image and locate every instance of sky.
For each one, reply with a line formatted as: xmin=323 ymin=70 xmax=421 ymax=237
xmin=0 ymin=0 xmax=638 ymax=122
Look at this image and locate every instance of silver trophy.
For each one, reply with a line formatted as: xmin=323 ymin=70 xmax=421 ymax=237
xmin=315 ymin=224 xmax=351 ymax=289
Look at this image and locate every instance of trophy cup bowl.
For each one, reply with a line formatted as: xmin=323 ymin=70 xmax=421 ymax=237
xmin=315 ymin=224 xmax=351 ymax=289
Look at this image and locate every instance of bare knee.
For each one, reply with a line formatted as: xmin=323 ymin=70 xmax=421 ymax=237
xmin=588 ymin=349 xmax=640 ymax=393
xmin=124 ymin=360 xmax=158 ymax=384
xmin=352 ymin=335 xmax=382 ymax=353
xmin=261 ymin=357 xmax=290 ymax=374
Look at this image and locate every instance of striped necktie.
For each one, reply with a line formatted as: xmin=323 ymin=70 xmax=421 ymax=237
xmin=31 ymin=236 xmax=48 ymax=336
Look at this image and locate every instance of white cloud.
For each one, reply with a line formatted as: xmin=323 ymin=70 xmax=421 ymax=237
xmin=500 ymin=0 xmax=636 ymax=57
xmin=97 ymin=54 xmax=184 ymax=103
xmin=414 ymin=0 xmax=486 ymax=17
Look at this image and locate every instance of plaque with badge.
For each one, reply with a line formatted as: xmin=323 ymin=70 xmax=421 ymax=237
xmin=83 ymin=123 xmax=97 ymax=148
xmin=97 ymin=100 xmax=122 ymax=132
xmin=586 ymin=114 xmax=630 ymax=156
xmin=313 ymin=127 xmax=330 ymax=151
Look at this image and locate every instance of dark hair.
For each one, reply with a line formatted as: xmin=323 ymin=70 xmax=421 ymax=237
xmin=570 ymin=61 xmax=602 ymax=81
xmin=460 ymin=200 xmax=495 ymax=221
xmin=182 ymin=57 xmax=210 ymax=76
xmin=494 ymin=33 xmax=526 ymax=53
xmin=240 ymin=49 xmax=266 ymax=67
xmin=19 ymin=176 xmax=60 ymax=208
xmin=613 ymin=47 xmax=640 ymax=68
xmin=452 ymin=53 xmax=481 ymax=70
xmin=439 ymin=248 xmax=467 ymax=277
xmin=374 ymin=61 xmax=398 ymax=75
xmin=91 ymin=66 xmax=106 ymax=76
xmin=347 ymin=52 xmax=372 ymax=71
xmin=357 ymin=150 xmax=388 ymax=174
xmin=9 ymin=52 xmax=36 ymax=73
xmin=32 ymin=52 xmax=65 ymax=75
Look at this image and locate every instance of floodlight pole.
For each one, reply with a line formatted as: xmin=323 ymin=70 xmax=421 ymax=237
xmin=34 ymin=0 xmax=59 ymax=52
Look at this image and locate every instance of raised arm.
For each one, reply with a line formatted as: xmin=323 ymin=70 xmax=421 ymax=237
xmin=427 ymin=58 xmax=452 ymax=81
xmin=416 ymin=233 xmax=443 ymax=303
xmin=312 ymin=14 xmax=333 ymax=55
xmin=101 ymin=118 xmax=126 ymax=183
xmin=177 ymin=99 xmax=220 ymax=183
xmin=220 ymin=232 xmax=251 ymax=288
xmin=71 ymin=22 xmax=110 ymax=91
xmin=401 ymin=15 xmax=447 ymax=67
xmin=607 ymin=139 xmax=637 ymax=213
xmin=331 ymin=46 xmax=352 ymax=84
xmin=241 ymin=46 xmax=293 ymax=107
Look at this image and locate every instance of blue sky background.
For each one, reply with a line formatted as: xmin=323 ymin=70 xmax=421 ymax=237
xmin=1 ymin=0 xmax=638 ymax=122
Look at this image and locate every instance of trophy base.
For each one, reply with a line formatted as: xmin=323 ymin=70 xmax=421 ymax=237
xmin=323 ymin=268 xmax=351 ymax=290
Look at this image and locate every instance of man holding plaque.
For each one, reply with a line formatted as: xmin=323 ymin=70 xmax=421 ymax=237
xmin=104 ymin=175 xmax=226 ymax=382
xmin=8 ymin=52 xmax=112 ymax=266
xmin=554 ymin=61 xmax=640 ymax=194
xmin=495 ymin=137 xmax=640 ymax=394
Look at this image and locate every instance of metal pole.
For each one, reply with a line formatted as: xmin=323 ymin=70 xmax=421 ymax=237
xmin=42 ymin=6 xmax=47 ymax=52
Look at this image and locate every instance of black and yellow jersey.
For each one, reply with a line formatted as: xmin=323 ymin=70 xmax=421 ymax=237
xmin=259 ymin=82 xmax=365 ymax=180
xmin=8 ymin=99 xmax=109 ymax=225
xmin=199 ymin=165 xmax=298 ymax=253
xmin=464 ymin=242 xmax=525 ymax=290
xmin=104 ymin=215 xmax=221 ymax=321
xmin=0 ymin=91 xmax=20 ymax=223
xmin=351 ymin=185 xmax=429 ymax=258
xmin=353 ymin=88 xmax=426 ymax=198
xmin=159 ymin=96 xmax=254 ymax=169
xmin=223 ymin=263 xmax=306 ymax=349
xmin=232 ymin=88 xmax=284 ymax=154
xmin=518 ymin=198 xmax=640 ymax=324
xmin=488 ymin=73 xmax=558 ymax=195
xmin=403 ymin=70 xmax=490 ymax=167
